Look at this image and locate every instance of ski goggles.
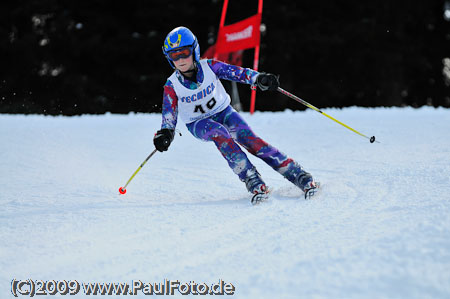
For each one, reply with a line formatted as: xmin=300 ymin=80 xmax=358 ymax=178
xmin=167 ymin=46 xmax=193 ymax=61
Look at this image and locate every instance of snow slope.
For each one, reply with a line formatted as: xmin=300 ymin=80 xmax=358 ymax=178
xmin=1 ymin=107 xmax=450 ymax=298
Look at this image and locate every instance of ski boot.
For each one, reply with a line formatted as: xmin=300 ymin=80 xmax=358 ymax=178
xmin=295 ymin=172 xmax=319 ymax=199
xmin=244 ymin=168 xmax=270 ymax=205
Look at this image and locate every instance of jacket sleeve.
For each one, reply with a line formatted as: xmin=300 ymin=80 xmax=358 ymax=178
xmin=206 ymin=59 xmax=259 ymax=85
xmin=161 ymin=80 xmax=178 ymax=130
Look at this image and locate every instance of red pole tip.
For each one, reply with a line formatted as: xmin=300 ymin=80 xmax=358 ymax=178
xmin=119 ymin=187 xmax=127 ymax=194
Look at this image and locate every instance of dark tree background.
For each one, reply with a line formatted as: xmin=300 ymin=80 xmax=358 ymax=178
xmin=1 ymin=0 xmax=449 ymax=115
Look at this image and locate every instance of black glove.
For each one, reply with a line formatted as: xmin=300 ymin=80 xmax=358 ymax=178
xmin=153 ymin=128 xmax=175 ymax=152
xmin=256 ymin=72 xmax=280 ymax=91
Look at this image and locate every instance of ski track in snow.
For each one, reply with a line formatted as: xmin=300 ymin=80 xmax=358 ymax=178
xmin=1 ymin=107 xmax=450 ymax=298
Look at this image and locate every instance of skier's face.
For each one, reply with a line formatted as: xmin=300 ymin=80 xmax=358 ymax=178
xmin=173 ymin=55 xmax=194 ymax=73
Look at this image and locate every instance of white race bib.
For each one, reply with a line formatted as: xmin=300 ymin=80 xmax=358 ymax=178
xmin=169 ymin=60 xmax=231 ymax=123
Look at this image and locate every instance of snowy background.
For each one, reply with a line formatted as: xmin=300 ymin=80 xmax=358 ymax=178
xmin=1 ymin=107 xmax=450 ymax=298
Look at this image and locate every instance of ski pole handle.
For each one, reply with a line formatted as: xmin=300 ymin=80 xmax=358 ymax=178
xmin=277 ymin=87 xmax=378 ymax=143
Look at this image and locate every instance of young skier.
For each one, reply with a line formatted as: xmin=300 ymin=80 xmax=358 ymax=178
xmin=154 ymin=26 xmax=318 ymax=204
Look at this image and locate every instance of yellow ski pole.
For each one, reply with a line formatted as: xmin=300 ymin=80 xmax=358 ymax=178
xmin=277 ymin=87 xmax=378 ymax=143
xmin=119 ymin=148 xmax=158 ymax=194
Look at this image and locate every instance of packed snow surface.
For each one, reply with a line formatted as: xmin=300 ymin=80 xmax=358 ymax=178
xmin=1 ymin=107 xmax=450 ymax=298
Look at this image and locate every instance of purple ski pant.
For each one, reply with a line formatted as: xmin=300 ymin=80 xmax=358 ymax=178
xmin=186 ymin=105 xmax=306 ymax=184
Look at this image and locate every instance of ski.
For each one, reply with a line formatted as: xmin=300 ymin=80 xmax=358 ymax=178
xmin=251 ymin=182 xmax=321 ymax=204
xmin=304 ymin=182 xmax=321 ymax=199
xmin=251 ymin=188 xmax=273 ymax=205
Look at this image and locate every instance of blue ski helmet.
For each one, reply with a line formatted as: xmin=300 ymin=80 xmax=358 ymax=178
xmin=162 ymin=26 xmax=200 ymax=69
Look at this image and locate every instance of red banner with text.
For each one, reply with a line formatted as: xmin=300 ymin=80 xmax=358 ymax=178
xmin=215 ymin=13 xmax=261 ymax=54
